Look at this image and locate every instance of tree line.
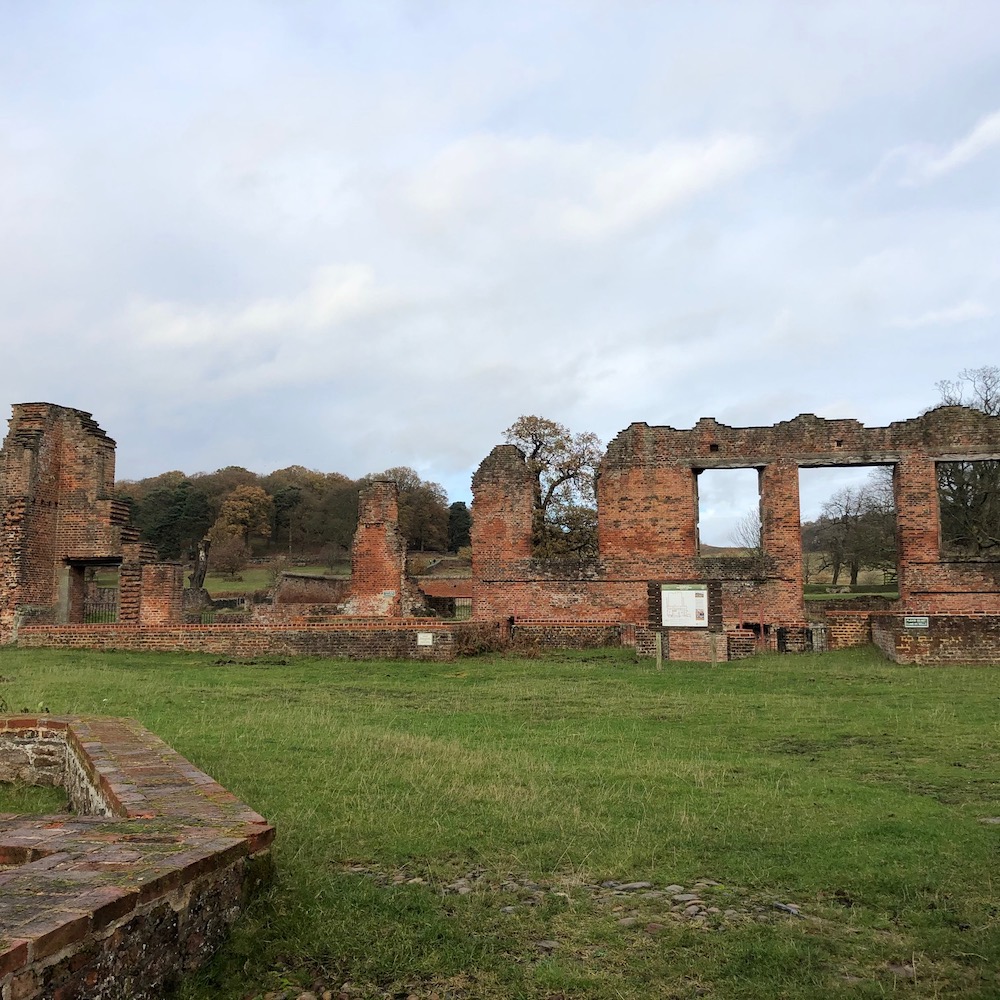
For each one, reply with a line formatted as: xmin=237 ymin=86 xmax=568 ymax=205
xmin=117 ymin=464 xmax=471 ymax=570
xmin=118 ymin=365 xmax=996 ymax=580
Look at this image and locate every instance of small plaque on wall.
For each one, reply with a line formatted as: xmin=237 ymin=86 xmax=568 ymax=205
xmin=903 ymin=616 xmax=930 ymax=629
xmin=416 ymin=632 xmax=434 ymax=646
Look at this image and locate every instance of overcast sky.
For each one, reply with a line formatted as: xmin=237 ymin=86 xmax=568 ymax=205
xmin=2 ymin=2 xmax=998 ymax=543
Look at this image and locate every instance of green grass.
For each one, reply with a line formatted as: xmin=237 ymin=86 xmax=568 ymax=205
xmin=803 ymin=584 xmax=899 ymax=601
xmin=1 ymin=647 xmax=999 ymax=998
xmin=200 ymin=563 xmax=350 ymax=596
xmin=0 ymin=781 xmax=67 ymax=815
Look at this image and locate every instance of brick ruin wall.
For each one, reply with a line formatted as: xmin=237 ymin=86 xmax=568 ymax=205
xmin=272 ymin=574 xmax=352 ymax=605
xmin=0 ymin=410 xmax=438 ymax=656
xmin=271 ymin=481 xmax=426 ymax=617
xmin=824 ymin=610 xmax=874 ymax=650
xmin=870 ymin=614 xmax=1000 ymax=665
xmin=472 ymin=406 xmax=1000 ymax=661
xmin=0 ymin=404 xmax=183 ymax=643
xmin=339 ymin=481 xmax=427 ymax=616
xmin=6 ymin=402 xmax=998 ymax=664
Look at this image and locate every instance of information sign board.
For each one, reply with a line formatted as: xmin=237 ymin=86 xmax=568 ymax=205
xmin=660 ymin=584 xmax=709 ymax=628
xmin=903 ymin=616 xmax=930 ymax=629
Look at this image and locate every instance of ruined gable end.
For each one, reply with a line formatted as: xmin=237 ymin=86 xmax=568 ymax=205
xmin=0 ymin=403 xmax=182 ymax=642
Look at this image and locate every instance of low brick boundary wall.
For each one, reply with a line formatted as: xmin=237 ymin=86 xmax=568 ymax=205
xmin=15 ymin=622 xmax=490 ymax=660
xmin=871 ymin=613 xmax=1000 ymax=664
xmin=1 ymin=715 xmax=274 ymax=999
xmin=511 ymin=619 xmax=625 ymax=650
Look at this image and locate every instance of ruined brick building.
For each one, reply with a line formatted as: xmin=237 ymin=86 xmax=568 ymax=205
xmin=472 ymin=406 xmax=1000 ymax=661
xmin=0 ymin=403 xmax=183 ymax=642
xmin=4 ymin=401 xmax=998 ymax=664
xmin=0 ymin=404 xmax=443 ymax=658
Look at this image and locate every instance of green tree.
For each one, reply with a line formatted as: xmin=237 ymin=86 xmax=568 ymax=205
xmin=191 ymin=466 xmax=262 ymax=521
xmin=127 ymin=479 xmax=212 ymax=560
xmin=447 ymin=501 xmax=472 ymax=552
xmin=210 ymin=533 xmax=250 ymax=579
xmin=936 ymin=366 xmax=1000 ymax=558
xmin=503 ymin=415 xmax=603 ymax=559
xmin=211 ymin=485 xmax=274 ymax=545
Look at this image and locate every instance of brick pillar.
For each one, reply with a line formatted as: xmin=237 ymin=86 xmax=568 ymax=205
xmin=118 ymin=563 xmax=143 ymax=624
xmin=139 ymin=563 xmax=185 ymax=625
xmin=471 ymin=445 xmax=534 ymax=618
xmin=894 ymin=453 xmax=940 ymax=606
xmin=343 ymin=481 xmax=408 ymax=616
xmin=759 ymin=461 xmax=805 ymax=621
xmin=66 ymin=565 xmax=86 ymax=624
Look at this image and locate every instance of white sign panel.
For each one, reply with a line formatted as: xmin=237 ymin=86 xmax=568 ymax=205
xmin=903 ymin=616 xmax=930 ymax=629
xmin=660 ymin=584 xmax=709 ymax=628
xmin=416 ymin=632 xmax=434 ymax=646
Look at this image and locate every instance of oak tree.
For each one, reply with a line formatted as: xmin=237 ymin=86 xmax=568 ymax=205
xmin=503 ymin=415 xmax=603 ymax=560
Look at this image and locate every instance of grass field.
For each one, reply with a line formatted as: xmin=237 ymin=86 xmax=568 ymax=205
xmin=200 ymin=563 xmax=351 ymax=596
xmin=1 ymin=646 xmax=999 ymax=998
xmin=803 ymin=584 xmax=900 ymax=602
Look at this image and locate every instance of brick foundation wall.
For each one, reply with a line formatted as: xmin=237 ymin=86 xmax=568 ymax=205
xmin=726 ymin=629 xmax=758 ymax=660
xmin=870 ymin=614 xmax=1000 ymax=664
xmin=633 ymin=624 xmax=658 ymax=657
xmin=1 ymin=715 xmax=273 ymax=1000
xmin=825 ymin=611 xmax=874 ymax=649
xmin=512 ymin=620 xmax=623 ymax=650
xmin=666 ymin=630 xmax=726 ymax=663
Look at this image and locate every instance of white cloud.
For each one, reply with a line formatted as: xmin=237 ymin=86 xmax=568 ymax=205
xmin=131 ymin=264 xmax=389 ymax=350
xmin=878 ymin=108 xmax=1000 ymax=186
xmin=921 ymin=109 xmax=1000 ymax=179
xmin=1 ymin=1 xmax=999 ymax=495
xmin=404 ymin=132 xmax=767 ymax=243
xmin=889 ymin=300 xmax=994 ymax=329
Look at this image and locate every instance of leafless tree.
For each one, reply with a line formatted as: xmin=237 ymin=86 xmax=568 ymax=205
xmin=730 ymin=509 xmax=762 ymax=555
xmin=804 ymin=471 xmax=896 ymax=585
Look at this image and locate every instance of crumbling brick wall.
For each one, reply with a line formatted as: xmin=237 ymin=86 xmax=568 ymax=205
xmin=871 ymin=613 xmax=1000 ymax=664
xmin=340 ymin=480 xmax=426 ymax=616
xmin=0 ymin=403 xmax=182 ymax=642
xmin=471 ymin=406 xmax=1000 ymax=659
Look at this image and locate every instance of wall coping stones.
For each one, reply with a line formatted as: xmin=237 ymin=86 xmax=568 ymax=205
xmin=0 ymin=715 xmax=274 ymax=998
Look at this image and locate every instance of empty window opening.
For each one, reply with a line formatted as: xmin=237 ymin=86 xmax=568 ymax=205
xmin=799 ymin=466 xmax=897 ymax=596
xmin=937 ymin=460 xmax=1000 ymax=560
xmin=697 ymin=468 xmax=761 ymax=554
